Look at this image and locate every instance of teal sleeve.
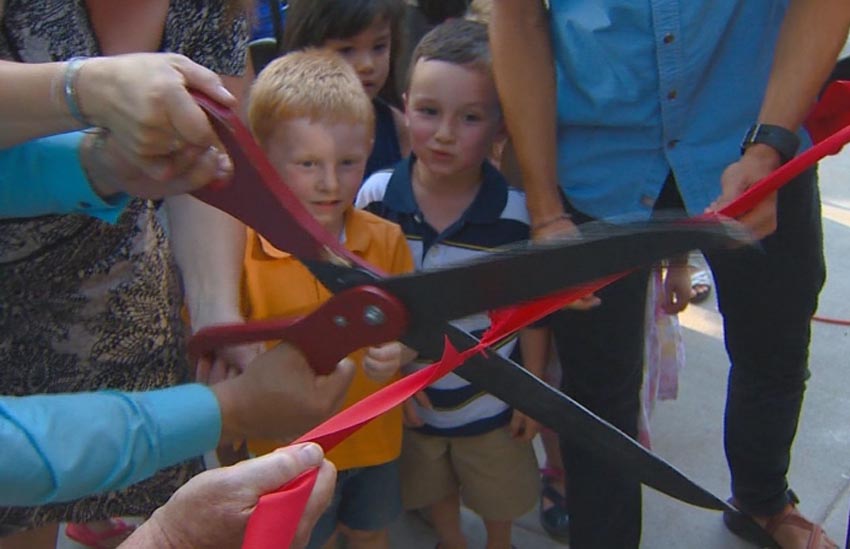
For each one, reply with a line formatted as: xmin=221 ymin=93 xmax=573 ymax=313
xmin=0 ymin=384 xmax=221 ymax=506
xmin=0 ymin=132 xmax=129 ymax=222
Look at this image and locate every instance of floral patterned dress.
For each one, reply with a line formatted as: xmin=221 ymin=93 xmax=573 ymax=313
xmin=0 ymin=0 xmax=247 ymax=532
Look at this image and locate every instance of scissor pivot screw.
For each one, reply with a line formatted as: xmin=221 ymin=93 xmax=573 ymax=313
xmin=333 ymin=315 xmax=349 ymax=327
xmin=363 ymin=306 xmax=386 ymax=326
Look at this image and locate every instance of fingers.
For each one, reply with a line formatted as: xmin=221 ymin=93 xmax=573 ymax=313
xmin=217 ymin=342 xmax=264 ymax=375
xmin=412 ymin=390 xmax=432 ymax=409
xmin=661 ymin=297 xmax=687 ymax=315
xmin=195 ymin=356 xmax=212 ymax=384
xmin=292 ymin=459 xmax=336 ymax=549
xmin=362 ymin=344 xmax=401 ymax=383
xmin=207 ymin=356 xmax=232 ymax=385
xmin=509 ymin=412 xmax=540 ymax=441
xmin=565 ymin=294 xmax=601 ymax=311
xmin=171 ymin=54 xmax=237 ymax=107
xmin=508 ymin=412 xmax=523 ymax=438
xmin=236 ymin=443 xmax=325 ymax=496
xmin=159 ymin=56 xmax=226 ymax=149
xmin=402 ymin=399 xmax=424 ymax=427
xmin=314 ymin=358 xmax=356 ymax=414
xmin=740 ymin=193 xmax=778 ymax=239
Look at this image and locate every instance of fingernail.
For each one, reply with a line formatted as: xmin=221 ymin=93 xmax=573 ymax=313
xmin=217 ymin=85 xmax=235 ymax=102
xmin=298 ymin=443 xmax=323 ymax=464
xmin=216 ymin=152 xmax=233 ymax=178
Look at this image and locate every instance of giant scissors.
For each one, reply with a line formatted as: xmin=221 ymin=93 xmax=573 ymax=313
xmin=185 ymin=81 xmax=850 ymax=548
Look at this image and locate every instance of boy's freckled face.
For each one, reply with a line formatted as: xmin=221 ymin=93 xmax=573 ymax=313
xmin=404 ymin=59 xmax=504 ymax=178
xmin=264 ymin=117 xmax=371 ymax=235
xmin=323 ymin=18 xmax=391 ymax=99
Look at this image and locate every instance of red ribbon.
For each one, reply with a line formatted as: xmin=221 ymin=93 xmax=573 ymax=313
xmin=241 ymin=81 xmax=850 ymax=549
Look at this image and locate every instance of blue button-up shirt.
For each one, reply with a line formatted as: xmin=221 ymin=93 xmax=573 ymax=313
xmin=549 ymin=0 xmax=806 ymax=219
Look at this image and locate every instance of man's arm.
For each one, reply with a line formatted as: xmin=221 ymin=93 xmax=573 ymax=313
xmin=711 ymin=0 xmax=850 ymax=235
xmin=758 ymin=0 xmax=850 ymax=134
xmin=490 ymin=0 xmax=575 ymax=238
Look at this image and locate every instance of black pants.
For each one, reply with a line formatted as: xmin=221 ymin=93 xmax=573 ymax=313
xmin=550 ymin=168 xmax=824 ymax=548
xmin=708 ymin=166 xmax=824 ymax=515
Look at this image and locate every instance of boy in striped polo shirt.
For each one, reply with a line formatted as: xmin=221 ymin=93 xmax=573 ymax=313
xmin=356 ymin=19 xmax=549 ymax=549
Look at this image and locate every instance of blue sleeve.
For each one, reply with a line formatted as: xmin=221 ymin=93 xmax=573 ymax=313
xmin=0 ymin=384 xmax=221 ymax=506
xmin=0 ymin=132 xmax=129 ymax=223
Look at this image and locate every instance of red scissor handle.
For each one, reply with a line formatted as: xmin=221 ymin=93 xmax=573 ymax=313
xmin=188 ymin=285 xmax=408 ymax=375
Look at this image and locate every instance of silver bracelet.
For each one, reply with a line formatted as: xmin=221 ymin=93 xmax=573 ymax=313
xmin=63 ymin=57 xmax=91 ymax=126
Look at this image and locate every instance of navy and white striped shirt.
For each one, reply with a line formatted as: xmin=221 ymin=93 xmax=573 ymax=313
xmin=356 ymin=156 xmax=531 ymax=437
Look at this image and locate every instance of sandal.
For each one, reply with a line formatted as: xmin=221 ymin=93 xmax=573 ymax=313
xmin=723 ymin=493 xmax=838 ymax=549
xmin=65 ymin=518 xmax=136 ymax=549
xmin=689 ymin=269 xmax=712 ymax=304
xmin=539 ymin=468 xmax=569 ymax=543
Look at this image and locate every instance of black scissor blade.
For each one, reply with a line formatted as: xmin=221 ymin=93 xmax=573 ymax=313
xmin=423 ymin=324 xmax=778 ymax=548
xmin=371 ymin=218 xmax=749 ymax=335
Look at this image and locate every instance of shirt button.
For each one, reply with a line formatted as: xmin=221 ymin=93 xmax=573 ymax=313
xmin=667 ymin=139 xmax=679 ymax=149
xmin=667 ymin=89 xmax=677 ymax=100
xmin=663 ymin=33 xmax=675 ymax=44
xmin=78 ymin=201 xmax=92 ymax=209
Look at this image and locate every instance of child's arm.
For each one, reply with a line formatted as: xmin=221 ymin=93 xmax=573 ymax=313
xmin=363 ymin=342 xmax=418 ymax=383
xmin=509 ymin=325 xmax=550 ymax=441
xmin=661 ymin=254 xmax=691 ymax=315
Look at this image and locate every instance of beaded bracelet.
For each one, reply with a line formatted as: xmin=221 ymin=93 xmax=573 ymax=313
xmin=63 ymin=57 xmax=91 ymax=126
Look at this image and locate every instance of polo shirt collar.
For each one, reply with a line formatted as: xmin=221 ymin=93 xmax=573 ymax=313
xmin=384 ymin=155 xmax=508 ymax=225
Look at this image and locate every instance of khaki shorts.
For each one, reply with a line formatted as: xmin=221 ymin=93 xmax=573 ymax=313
xmin=400 ymin=426 xmax=540 ymax=521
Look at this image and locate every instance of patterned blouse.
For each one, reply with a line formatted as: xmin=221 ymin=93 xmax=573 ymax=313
xmin=0 ymin=0 xmax=248 ymax=529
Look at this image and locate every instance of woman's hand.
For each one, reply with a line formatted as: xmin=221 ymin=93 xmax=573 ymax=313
xmin=77 ymin=53 xmax=236 ymax=159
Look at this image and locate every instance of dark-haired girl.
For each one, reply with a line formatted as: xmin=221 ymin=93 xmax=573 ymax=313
xmin=284 ymin=0 xmax=410 ymax=179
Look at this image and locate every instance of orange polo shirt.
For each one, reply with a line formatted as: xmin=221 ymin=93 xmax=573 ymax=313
xmin=242 ymin=208 xmax=414 ymax=471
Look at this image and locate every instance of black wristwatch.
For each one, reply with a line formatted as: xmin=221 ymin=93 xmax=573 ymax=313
xmin=740 ymin=123 xmax=800 ymax=164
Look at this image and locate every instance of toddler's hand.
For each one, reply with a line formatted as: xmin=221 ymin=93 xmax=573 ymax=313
xmin=563 ymin=293 xmax=601 ymax=310
xmin=363 ymin=342 xmax=417 ymax=383
xmin=403 ymin=391 xmax=431 ymax=428
xmin=508 ymin=410 xmax=541 ymax=441
xmin=661 ymin=262 xmax=691 ymax=315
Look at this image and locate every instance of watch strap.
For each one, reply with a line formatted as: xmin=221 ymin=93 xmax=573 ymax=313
xmin=740 ymin=123 xmax=800 ymax=164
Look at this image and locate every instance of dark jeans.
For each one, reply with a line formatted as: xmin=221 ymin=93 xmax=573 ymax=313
xmin=550 ymin=203 xmax=653 ymax=548
xmin=551 ymin=168 xmax=824 ymax=547
xmin=707 ymin=166 xmax=824 ymax=516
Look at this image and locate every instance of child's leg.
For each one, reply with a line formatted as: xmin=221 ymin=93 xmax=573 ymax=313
xmin=305 ymin=470 xmax=347 ymax=549
xmin=400 ymin=430 xmax=463 ymax=548
xmin=338 ymin=525 xmax=389 ymax=549
xmin=483 ymin=518 xmax=513 ymax=549
xmin=452 ymin=428 xmax=539 ymax=548
xmin=430 ymin=492 xmax=467 ymax=549
xmin=335 ymin=461 xmax=401 ymax=549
